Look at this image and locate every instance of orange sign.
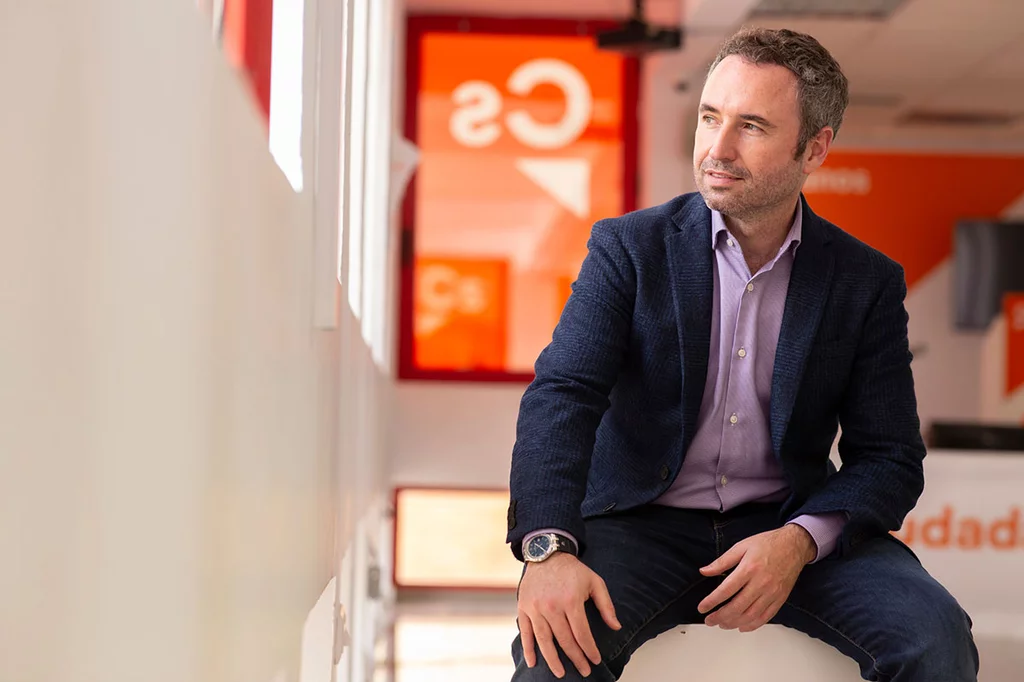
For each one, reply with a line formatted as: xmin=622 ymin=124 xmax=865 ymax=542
xmin=407 ymin=26 xmax=632 ymax=377
xmin=414 ymin=258 xmax=508 ymax=372
xmin=1006 ymin=293 xmax=1024 ymax=396
xmin=894 ymin=506 xmax=1021 ymax=550
xmin=806 ymin=153 xmax=1024 ymax=289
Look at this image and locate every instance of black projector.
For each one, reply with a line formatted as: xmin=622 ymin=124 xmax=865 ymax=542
xmin=596 ymin=18 xmax=682 ymax=55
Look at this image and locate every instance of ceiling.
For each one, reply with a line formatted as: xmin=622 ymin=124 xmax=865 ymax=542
xmin=405 ymin=0 xmax=1024 ymax=144
xmin=406 ymin=0 xmax=683 ymax=23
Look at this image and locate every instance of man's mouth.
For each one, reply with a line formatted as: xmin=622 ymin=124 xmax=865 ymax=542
xmin=705 ymin=169 xmax=744 ymax=186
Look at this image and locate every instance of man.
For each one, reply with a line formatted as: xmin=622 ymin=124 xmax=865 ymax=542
xmin=506 ymin=28 xmax=979 ymax=682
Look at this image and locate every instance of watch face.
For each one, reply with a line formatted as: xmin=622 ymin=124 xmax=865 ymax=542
xmin=527 ymin=534 xmax=552 ymax=560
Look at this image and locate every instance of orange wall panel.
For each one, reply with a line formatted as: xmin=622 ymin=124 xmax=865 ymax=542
xmin=807 ymin=152 xmax=1024 ymax=288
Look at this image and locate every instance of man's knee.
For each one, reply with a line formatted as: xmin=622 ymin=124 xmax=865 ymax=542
xmin=511 ymin=597 xmax=636 ymax=681
xmin=511 ymin=633 xmax=617 ymax=682
xmin=885 ymin=589 xmax=978 ymax=681
xmin=918 ymin=595 xmax=978 ymax=678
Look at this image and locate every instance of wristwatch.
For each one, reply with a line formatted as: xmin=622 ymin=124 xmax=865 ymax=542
xmin=524 ymin=533 xmax=578 ymax=563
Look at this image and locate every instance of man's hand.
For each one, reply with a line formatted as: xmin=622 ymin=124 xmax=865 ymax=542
xmin=517 ymin=553 xmax=621 ymax=679
xmin=697 ymin=524 xmax=816 ymax=632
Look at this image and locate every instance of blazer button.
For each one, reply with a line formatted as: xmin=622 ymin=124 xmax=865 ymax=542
xmin=659 ymin=465 xmax=671 ymax=481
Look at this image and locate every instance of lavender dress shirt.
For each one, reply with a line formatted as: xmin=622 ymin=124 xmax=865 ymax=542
xmin=527 ymin=201 xmax=846 ymax=563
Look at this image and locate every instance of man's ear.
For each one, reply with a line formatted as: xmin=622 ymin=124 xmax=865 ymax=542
xmin=803 ymin=126 xmax=834 ymax=174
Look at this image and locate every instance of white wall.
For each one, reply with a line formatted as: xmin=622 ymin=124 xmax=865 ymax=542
xmin=394 ymin=383 xmax=524 ymax=489
xmin=0 ymin=2 xmax=389 ymax=681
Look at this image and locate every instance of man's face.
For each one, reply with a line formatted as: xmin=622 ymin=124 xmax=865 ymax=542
xmin=693 ymin=55 xmax=811 ymax=221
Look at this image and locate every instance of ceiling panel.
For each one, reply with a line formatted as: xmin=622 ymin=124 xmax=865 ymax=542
xmin=916 ymin=77 xmax=1024 ymax=115
xmin=840 ymin=102 xmax=901 ymax=130
xmin=405 ymin=0 xmax=681 ymax=22
xmin=976 ymin=35 xmax=1024 ymax=80
xmin=839 ymin=0 xmax=1024 ymax=86
xmin=745 ymin=16 xmax=883 ymax=64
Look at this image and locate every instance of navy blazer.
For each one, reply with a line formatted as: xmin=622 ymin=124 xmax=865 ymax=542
xmin=506 ymin=192 xmax=925 ymax=561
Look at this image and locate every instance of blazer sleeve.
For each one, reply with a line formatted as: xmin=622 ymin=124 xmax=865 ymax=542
xmin=506 ymin=218 xmax=636 ymax=560
xmin=788 ymin=265 xmax=926 ymax=556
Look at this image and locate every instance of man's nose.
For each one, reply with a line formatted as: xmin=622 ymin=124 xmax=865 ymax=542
xmin=708 ymin=128 xmax=738 ymax=161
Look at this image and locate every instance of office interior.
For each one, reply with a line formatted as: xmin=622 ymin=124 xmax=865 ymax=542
xmin=3 ymin=0 xmax=1024 ymax=680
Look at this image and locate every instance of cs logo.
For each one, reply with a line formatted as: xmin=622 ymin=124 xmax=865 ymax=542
xmin=449 ymin=59 xmax=593 ymax=150
xmin=416 ymin=262 xmax=492 ymax=335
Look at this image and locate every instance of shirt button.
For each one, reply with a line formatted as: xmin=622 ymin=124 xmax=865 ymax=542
xmin=727 ymin=238 xmax=735 ymax=247
xmin=746 ymin=283 xmax=754 ymax=292
xmin=721 ymin=475 xmax=729 ymax=486
xmin=660 ymin=465 xmax=670 ymax=480
xmin=737 ymin=348 xmax=747 ymax=358
xmin=729 ymin=414 xmax=738 ymax=425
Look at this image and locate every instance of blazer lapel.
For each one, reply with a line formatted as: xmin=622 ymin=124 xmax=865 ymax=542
xmin=770 ymin=199 xmax=835 ymax=455
xmin=667 ymin=200 xmax=714 ymax=455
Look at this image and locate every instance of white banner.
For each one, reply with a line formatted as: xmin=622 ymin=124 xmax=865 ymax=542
xmin=894 ymin=450 xmax=1024 ymax=645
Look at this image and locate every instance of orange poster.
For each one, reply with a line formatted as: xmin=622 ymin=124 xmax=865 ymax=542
xmin=1006 ymin=294 xmax=1024 ymax=397
xmin=404 ymin=21 xmax=634 ymax=378
xmin=414 ymin=258 xmax=508 ymax=372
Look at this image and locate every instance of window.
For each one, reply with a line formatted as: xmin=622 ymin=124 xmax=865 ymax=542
xmin=400 ymin=18 xmax=639 ymax=381
xmin=346 ymin=0 xmax=370 ymax=319
xmin=361 ymin=0 xmax=398 ymax=363
xmin=393 ymin=488 xmax=521 ymax=590
xmin=199 ymin=0 xmax=304 ymax=190
xmin=268 ymin=0 xmax=305 ymax=191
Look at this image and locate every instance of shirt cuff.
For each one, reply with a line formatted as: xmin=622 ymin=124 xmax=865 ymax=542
xmin=787 ymin=513 xmax=847 ymax=563
xmin=522 ymin=528 xmax=578 ymax=556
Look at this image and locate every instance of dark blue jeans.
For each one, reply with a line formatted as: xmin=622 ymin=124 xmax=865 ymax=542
xmin=511 ymin=503 xmax=978 ymax=681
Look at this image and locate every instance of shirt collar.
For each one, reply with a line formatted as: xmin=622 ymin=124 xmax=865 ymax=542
xmin=711 ymin=198 xmax=803 ymax=254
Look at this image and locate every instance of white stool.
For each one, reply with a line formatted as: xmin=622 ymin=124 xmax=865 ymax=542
xmin=619 ymin=624 xmax=862 ymax=681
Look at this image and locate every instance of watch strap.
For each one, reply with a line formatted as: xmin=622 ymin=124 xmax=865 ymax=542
xmin=550 ymin=533 xmax=578 ymax=556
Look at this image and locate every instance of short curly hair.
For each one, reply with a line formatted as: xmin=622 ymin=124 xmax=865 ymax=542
xmin=707 ymin=27 xmax=849 ymax=156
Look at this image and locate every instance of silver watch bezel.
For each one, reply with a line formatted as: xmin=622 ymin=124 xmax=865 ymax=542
xmin=524 ymin=533 xmax=567 ymax=563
